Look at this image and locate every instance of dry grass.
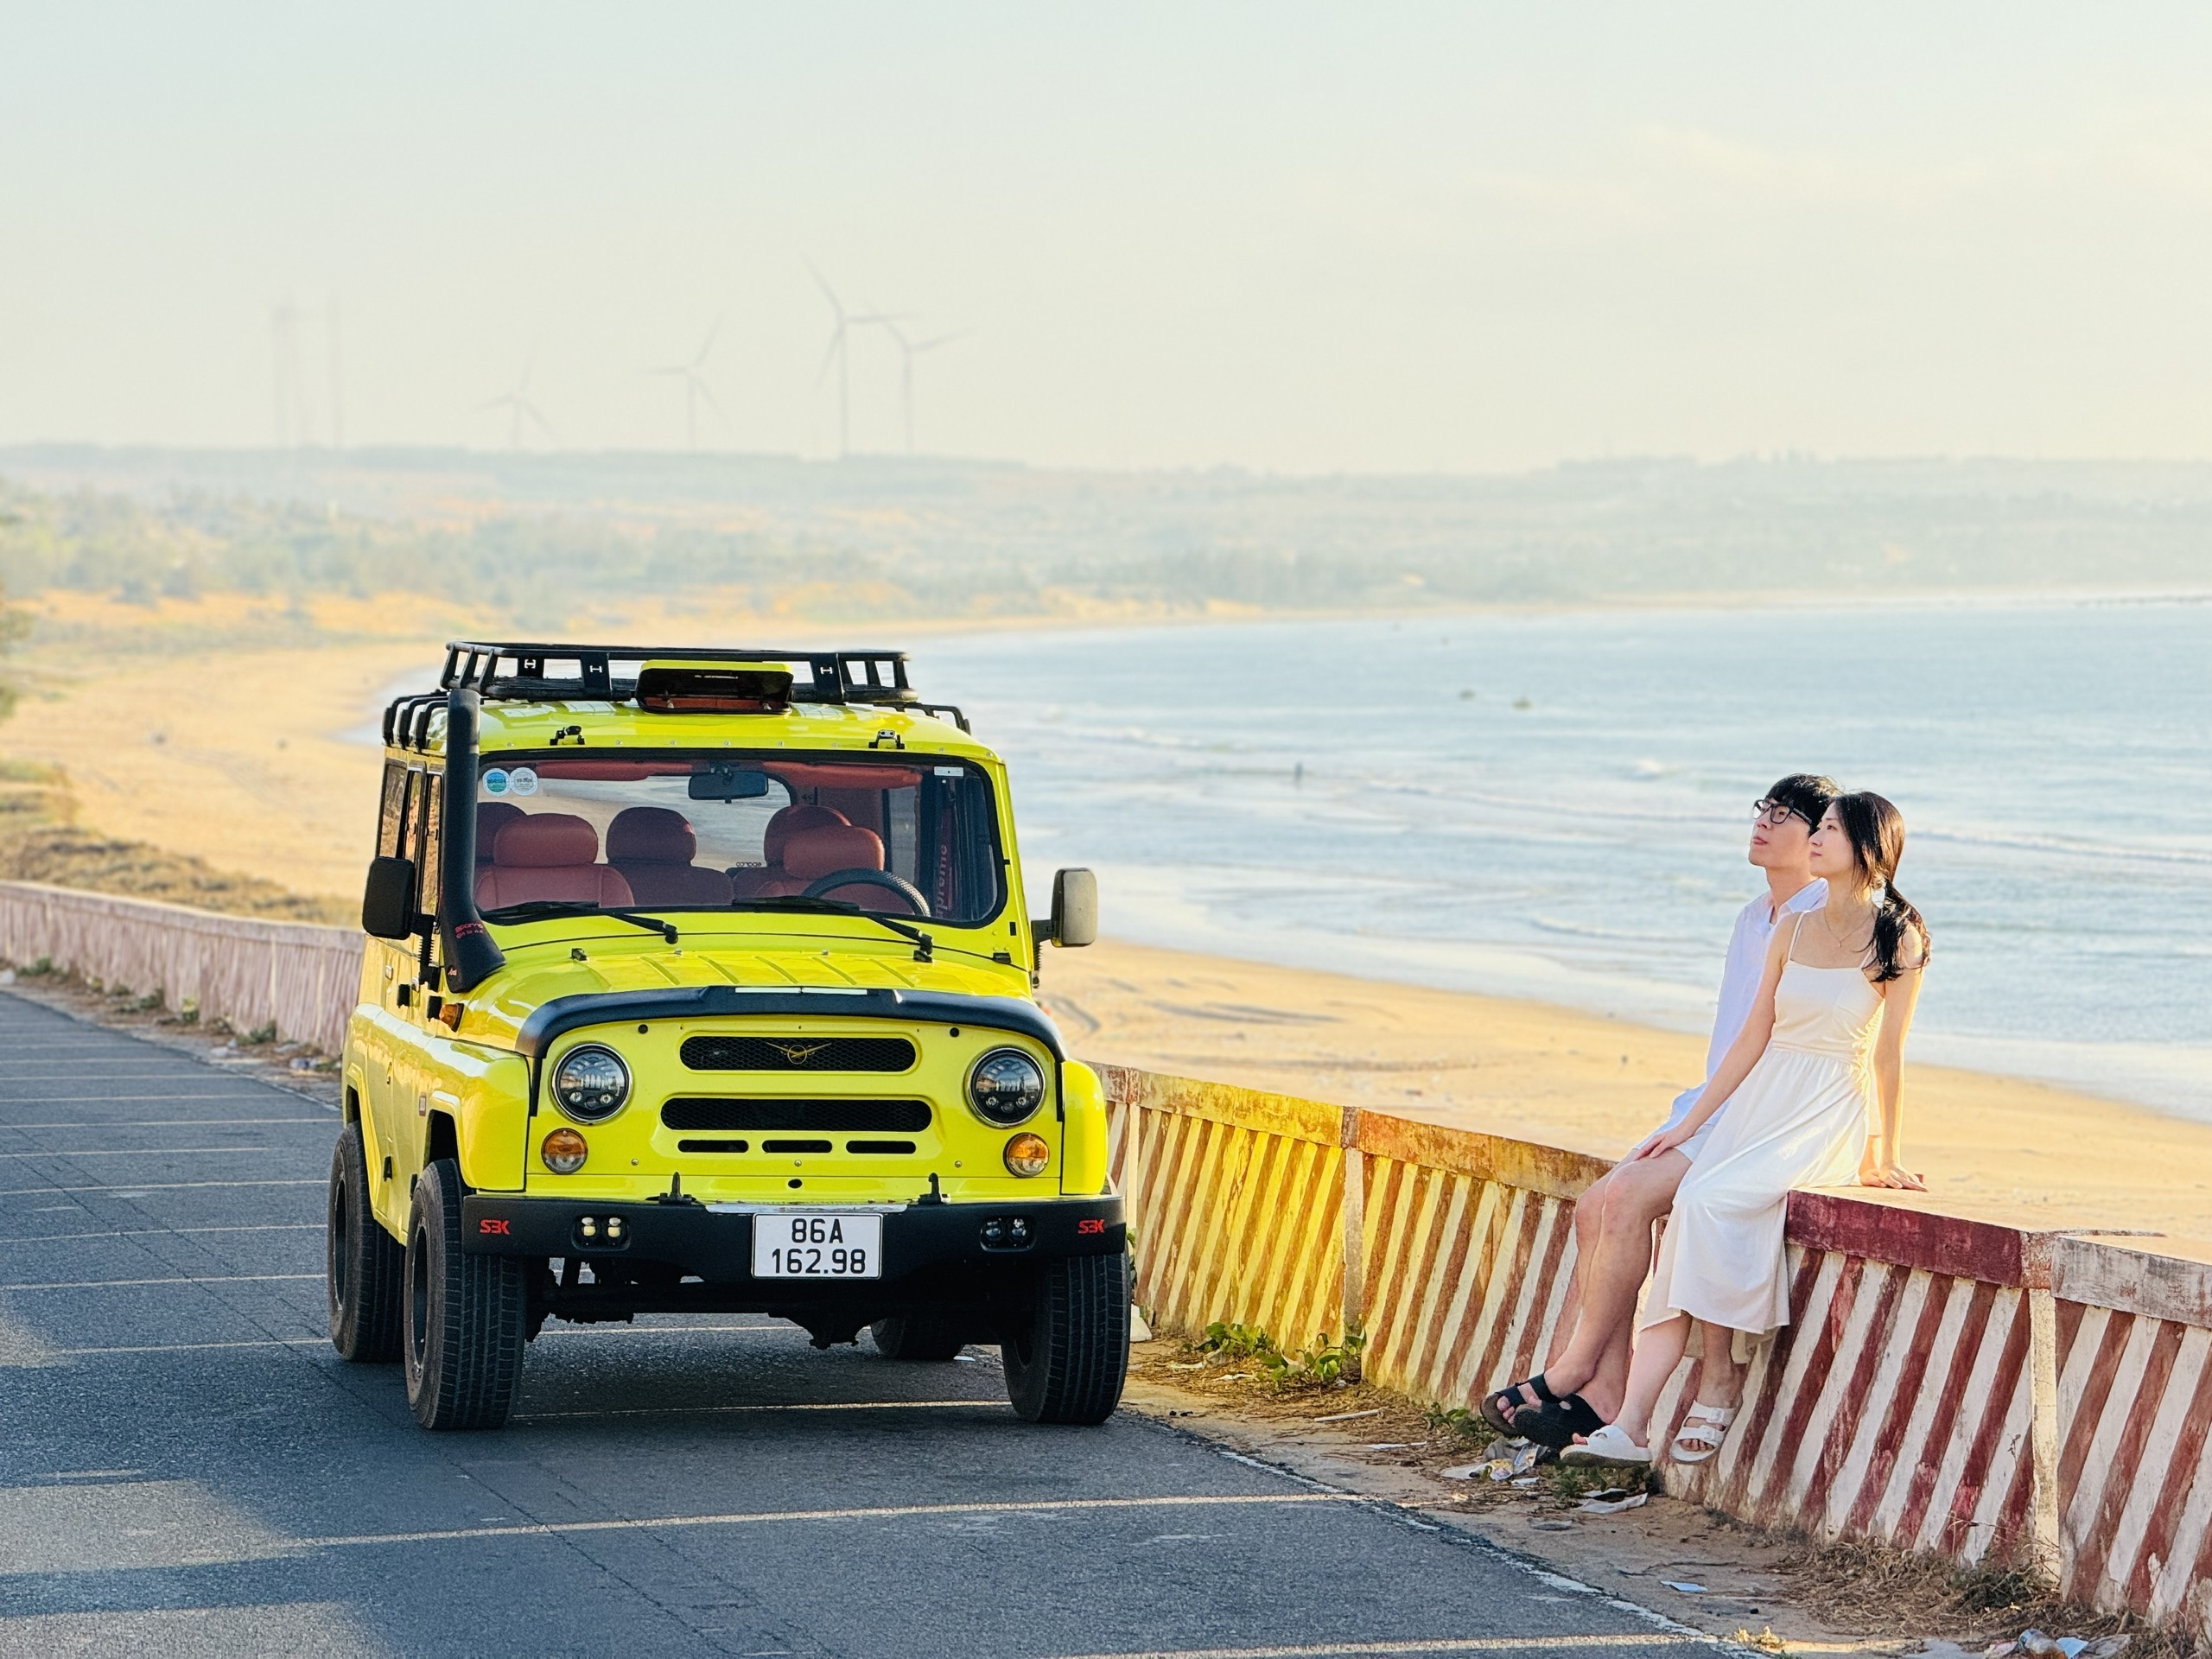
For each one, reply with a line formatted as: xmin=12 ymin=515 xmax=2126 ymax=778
xmin=1777 ymin=1535 xmax=2202 ymax=1659
xmin=0 ymin=761 xmax=351 ymax=925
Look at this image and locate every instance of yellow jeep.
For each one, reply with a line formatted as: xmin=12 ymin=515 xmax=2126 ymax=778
xmin=325 ymin=642 xmax=1122 ymax=1430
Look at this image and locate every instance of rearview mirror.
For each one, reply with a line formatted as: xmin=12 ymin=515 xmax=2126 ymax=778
xmin=689 ymin=767 xmax=772 ymax=801
xmin=1046 ymin=868 xmax=1096 ymax=949
xmin=362 ymin=855 xmax=419 ymax=940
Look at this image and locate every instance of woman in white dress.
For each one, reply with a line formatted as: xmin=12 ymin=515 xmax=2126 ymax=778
xmin=1568 ymin=791 xmax=1929 ymax=1467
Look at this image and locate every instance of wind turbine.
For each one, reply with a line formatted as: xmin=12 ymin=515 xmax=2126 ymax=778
xmin=874 ymin=319 xmax=973 ymax=455
xmin=478 ymin=358 xmax=558 ymax=450
xmin=806 ymin=262 xmax=903 ymax=458
xmin=647 ymin=316 xmax=725 ymax=451
xmin=269 ymin=299 xmax=313 ymax=448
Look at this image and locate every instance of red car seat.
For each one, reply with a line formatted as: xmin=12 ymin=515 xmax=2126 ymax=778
xmin=606 ymin=806 xmax=734 ymax=907
xmin=730 ymin=804 xmax=849 ymax=897
xmin=475 ymin=800 xmax=527 ymax=863
xmin=474 ymin=813 xmax=635 ymax=911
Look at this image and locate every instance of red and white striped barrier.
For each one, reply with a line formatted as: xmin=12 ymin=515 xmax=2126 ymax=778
xmin=1102 ymin=1065 xmax=2212 ymax=1643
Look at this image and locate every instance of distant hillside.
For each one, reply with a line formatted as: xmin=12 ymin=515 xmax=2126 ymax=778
xmin=3 ymin=446 xmax=2209 ymax=622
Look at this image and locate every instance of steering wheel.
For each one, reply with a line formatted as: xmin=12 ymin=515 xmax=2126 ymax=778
xmin=801 ymin=869 xmax=931 ymax=917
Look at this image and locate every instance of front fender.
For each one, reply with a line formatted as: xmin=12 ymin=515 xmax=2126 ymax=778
xmin=1060 ymin=1060 xmax=1109 ymax=1195
xmin=443 ymin=1047 xmax=531 ymax=1193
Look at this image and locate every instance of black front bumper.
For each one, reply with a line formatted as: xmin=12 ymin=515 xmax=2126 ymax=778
xmin=461 ymin=1191 xmax=1123 ymax=1298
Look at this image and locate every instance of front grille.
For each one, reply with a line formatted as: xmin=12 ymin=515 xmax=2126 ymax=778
xmin=661 ymin=1097 xmax=933 ymax=1134
xmin=681 ymin=1035 xmax=916 ymax=1072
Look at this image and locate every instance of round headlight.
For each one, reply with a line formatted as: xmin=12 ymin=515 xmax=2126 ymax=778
xmin=541 ymin=1127 xmax=588 ymax=1174
xmin=552 ymin=1044 xmax=630 ymax=1122
xmin=968 ymin=1048 xmax=1046 ymax=1127
xmin=1003 ymin=1131 xmax=1051 ymax=1178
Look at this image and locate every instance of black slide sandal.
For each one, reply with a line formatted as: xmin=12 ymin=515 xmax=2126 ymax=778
xmin=1510 ymin=1390 xmax=1605 ymax=1450
xmin=1478 ymin=1372 xmax=1559 ymax=1438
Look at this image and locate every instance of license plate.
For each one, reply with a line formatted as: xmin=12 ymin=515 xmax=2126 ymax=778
xmin=751 ymin=1211 xmax=884 ymax=1279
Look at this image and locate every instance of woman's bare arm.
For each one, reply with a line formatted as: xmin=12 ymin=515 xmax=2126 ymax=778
xmin=1861 ymin=931 xmax=1927 ymax=1190
xmin=1630 ymin=919 xmax=1792 ymax=1160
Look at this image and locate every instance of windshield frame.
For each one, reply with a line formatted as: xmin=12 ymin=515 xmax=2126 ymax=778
xmin=470 ymin=746 xmax=1012 ymax=933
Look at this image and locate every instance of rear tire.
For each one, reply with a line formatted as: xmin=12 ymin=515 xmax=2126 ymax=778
xmin=1002 ymin=1254 xmax=1129 ymax=1425
xmin=327 ymin=1122 xmax=404 ymax=1363
xmin=870 ymin=1314 xmax=968 ymax=1362
xmin=404 ymin=1158 xmax=528 ymax=1430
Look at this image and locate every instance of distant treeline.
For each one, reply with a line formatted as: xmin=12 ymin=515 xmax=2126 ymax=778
xmin=3 ymin=450 xmax=2210 ymax=620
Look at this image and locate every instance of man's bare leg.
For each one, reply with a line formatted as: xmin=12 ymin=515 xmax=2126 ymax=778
xmin=1537 ymin=1167 xmax=1610 ymax=1373
xmin=1514 ymin=1148 xmax=1692 ymax=1420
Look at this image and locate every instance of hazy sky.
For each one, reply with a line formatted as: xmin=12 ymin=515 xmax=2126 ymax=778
xmin=8 ymin=4 xmax=2212 ymax=472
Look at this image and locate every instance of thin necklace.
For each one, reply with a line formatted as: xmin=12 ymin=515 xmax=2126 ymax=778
xmin=1821 ymin=903 xmax=1872 ymax=951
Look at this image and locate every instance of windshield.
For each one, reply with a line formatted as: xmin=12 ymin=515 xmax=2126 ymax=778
xmin=472 ymin=752 xmax=1004 ymax=927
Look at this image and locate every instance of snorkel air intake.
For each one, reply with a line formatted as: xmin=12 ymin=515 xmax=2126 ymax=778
xmin=438 ymin=686 xmax=507 ymax=993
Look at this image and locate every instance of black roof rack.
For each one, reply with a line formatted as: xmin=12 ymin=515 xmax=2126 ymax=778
xmin=381 ymin=641 xmax=970 ymax=752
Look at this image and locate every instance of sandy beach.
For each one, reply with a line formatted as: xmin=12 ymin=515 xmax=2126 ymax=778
xmin=7 ymin=624 xmax=2209 ymax=1245
xmin=1041 ymin=937 xmax=2212 ymax=1243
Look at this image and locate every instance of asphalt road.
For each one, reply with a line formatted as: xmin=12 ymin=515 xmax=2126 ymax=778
xmin=0 ymin=991 xmax=1709 ymax=1659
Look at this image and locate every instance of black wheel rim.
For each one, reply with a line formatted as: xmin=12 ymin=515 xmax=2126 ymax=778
xmin=408 ymin=1219 xmax=430 ymax=1369
xmin=329 ymin=1176 xmax=350 ymax=1313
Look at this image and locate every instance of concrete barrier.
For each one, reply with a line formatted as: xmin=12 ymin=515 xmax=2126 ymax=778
xmin=0 ymin=880 xmax=362 ymax=1055
xmin=4 ymin=884 xmax=2206 ymax=1633
xmin=1102 ymin=1064 xmax=2212 ymax=1641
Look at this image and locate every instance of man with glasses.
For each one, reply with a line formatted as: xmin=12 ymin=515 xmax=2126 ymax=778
xmin=1481 ymin=772 xmax=1841 ymax=1446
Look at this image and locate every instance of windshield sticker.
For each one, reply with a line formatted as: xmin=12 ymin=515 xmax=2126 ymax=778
xmin=508 ymin=767 xmax=540 ymax=797
xmin=934 ymin=766 xmax=965 ymax=778
xmin=482 ymin=768 xmax=511 ymax=796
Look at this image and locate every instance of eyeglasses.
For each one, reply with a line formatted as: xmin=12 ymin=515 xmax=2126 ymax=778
xmin=1753 ymin=798 xmax=1813 ymax=829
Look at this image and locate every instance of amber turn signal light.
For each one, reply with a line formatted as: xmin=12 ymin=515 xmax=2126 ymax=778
xmin=541 ymin=1127 xmax=588 ymax=1174
xmin=1002 ymin=1131 xmax=1051 ymax=1178
xmin=436 ymin=1001 xmax=464 ymax=1031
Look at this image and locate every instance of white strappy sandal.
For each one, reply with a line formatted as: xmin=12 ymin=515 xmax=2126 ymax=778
xmin=1669 ymin=1402 xmax=1738 ymax=1465
xmin=1561 ymin=1423 xmax=1653 ymax=1467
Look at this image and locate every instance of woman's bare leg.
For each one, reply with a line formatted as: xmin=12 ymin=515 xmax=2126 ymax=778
xmin=1697 ymin=1319 xmax=1745 ymax=1409
xmin=1610 ymin=1312 xmax=1691 ymax=1446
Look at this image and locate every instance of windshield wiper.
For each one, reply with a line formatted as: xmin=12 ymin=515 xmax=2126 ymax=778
xmin=727 ymin=898 xmax=936 ymax=960
xmin=485 ymin=901 xmax=678 ymax=943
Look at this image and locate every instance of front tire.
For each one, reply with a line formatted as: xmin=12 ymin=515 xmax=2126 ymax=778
xmin=328 ymin=1122 xmax=404 ymax=1362
xmin=404 ymin=1158 xmax=528 ymax=1430
xmin=1001 ymin=1254 xmax=1129 ymax=1425
xmin=870 ymin=1314 xmax=968 ymax=1362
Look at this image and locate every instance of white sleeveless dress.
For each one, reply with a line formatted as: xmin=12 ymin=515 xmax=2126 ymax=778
xmin=1642 ymin=924 xmax=1885 ymax=1336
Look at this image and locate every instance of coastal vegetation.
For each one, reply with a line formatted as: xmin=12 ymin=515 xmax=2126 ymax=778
xmin=3 ymin=450 xmax=2209 ymax=642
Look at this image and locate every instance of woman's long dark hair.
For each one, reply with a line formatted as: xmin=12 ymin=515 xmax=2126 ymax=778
xmin=1832 ymin=791 xmax=1928 ymax=982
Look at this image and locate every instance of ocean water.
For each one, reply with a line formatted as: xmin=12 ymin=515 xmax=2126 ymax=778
xmin=915 ymin=597 xmax=2212 ymax=1120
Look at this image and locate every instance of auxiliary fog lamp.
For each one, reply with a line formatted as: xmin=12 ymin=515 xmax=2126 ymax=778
xmin=1002 ymin=1132 xmax=1052 ymax=1179
xmin=541 ymin=1127 xmax=588 ymax=1174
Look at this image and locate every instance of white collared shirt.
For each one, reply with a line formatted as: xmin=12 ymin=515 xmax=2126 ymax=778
xmin=1659 ymin=878 xmax=1828 ymax=1134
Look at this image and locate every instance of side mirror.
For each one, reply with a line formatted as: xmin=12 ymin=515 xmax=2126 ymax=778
xmin=362 ymin=855 xmax=419 ymax=940
xmin=1045 ymin=868 xmax=1097 ymax=949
